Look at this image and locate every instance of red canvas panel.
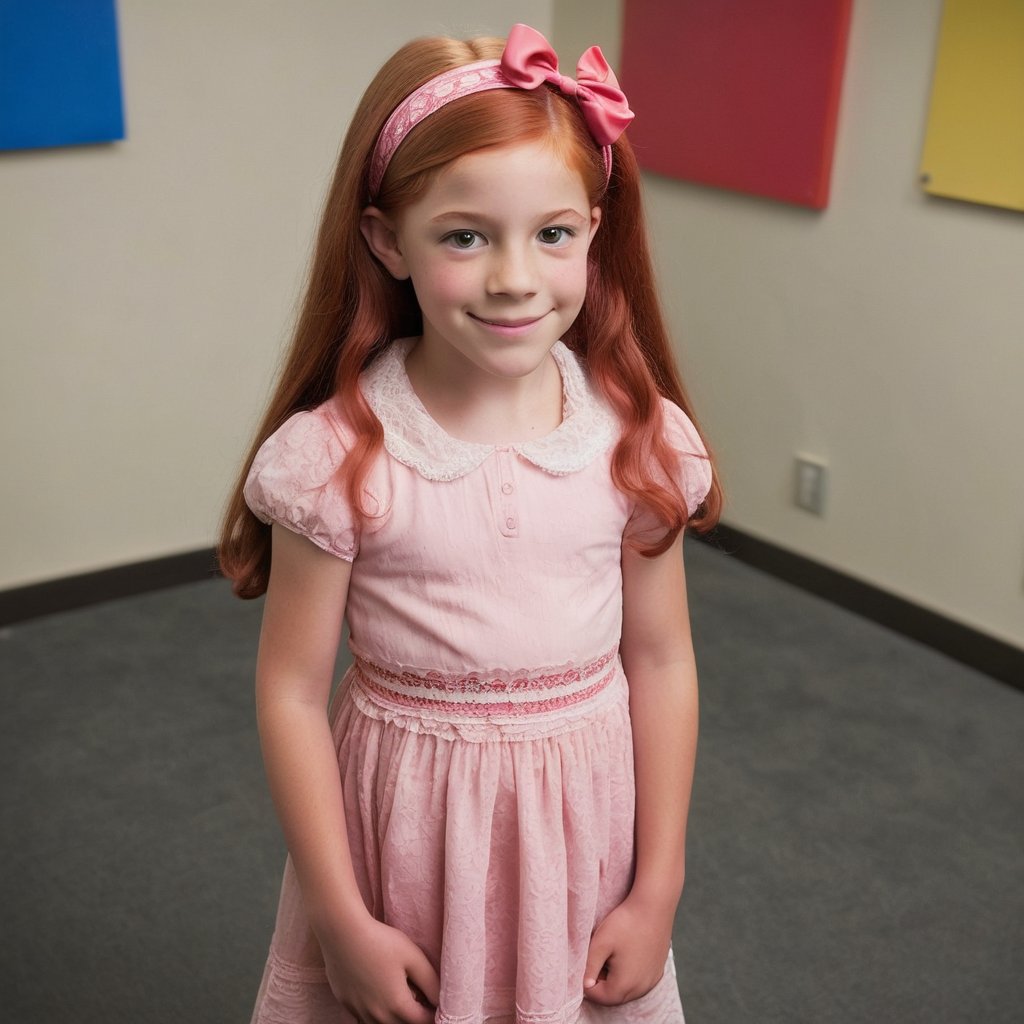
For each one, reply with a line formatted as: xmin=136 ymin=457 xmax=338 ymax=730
xmin=621 ymin=0 xmax=853 ymax=208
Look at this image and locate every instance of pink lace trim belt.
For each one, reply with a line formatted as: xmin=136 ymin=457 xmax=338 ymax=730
xmin=352 ymin=646 xmax=619 ymax=719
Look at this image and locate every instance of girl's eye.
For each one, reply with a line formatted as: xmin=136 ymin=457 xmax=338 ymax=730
xmin=538 ymin=226 xmax=573 ymax=246
xmin=445 ymin=231 xmax=481 ymax=249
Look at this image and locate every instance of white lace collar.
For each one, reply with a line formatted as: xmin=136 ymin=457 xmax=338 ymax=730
xmin=360 ymin=338 xmax=617 ymax=482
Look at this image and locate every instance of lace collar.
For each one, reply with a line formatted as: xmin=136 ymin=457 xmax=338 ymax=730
xmin=360 ymin=338 xmax=617 ymax=482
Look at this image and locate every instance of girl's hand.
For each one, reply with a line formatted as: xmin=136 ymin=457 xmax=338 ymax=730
xmin=321 ymin=916 xmax=440 ymax=1024
xmin=581 ymin=892 xmax=674 ymax=1007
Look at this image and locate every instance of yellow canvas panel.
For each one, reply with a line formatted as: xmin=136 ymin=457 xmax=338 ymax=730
xmin=919 ymin=0 xmax=1024 ymax=212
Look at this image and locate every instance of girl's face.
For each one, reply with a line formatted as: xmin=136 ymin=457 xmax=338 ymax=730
xmin=363 ymin=139 xmax=601 ymax=383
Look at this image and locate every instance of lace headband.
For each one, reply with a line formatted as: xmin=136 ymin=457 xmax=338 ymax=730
xmin=368 ymin=23 xmax=634 ymax=199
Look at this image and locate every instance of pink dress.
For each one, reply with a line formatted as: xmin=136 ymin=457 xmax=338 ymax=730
xmin=244 ymin=338 xmax=711 ymax=1024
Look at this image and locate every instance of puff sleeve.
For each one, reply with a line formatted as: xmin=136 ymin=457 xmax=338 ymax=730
xmin=243 ymin=403 xmax=359 ymax=561
xmin=625 ymin=397 xmax=713 ymax=542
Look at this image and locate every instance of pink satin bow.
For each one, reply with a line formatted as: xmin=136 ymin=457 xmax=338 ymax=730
xmin=500 ymin=23 xmax=634 ymax=146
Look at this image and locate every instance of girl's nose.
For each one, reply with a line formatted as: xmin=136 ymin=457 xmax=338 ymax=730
xmin=486 ymin=245 xmax=538 ymax=298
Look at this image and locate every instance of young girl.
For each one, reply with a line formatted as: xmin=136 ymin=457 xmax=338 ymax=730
xmin=220 ymin=23 xmax=720 ymax=1024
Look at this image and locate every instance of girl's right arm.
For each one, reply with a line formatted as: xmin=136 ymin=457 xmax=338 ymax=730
xmin=256 ymin=524 xmax=440 ymax=1023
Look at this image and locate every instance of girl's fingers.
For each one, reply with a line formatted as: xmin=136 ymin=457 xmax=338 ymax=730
xmin=351 ymin=984 xmax=433 ymax=1024
xmin=398 ymin=995 xmax=436 ymax=1024
xmin=583 ymin=933 xmax=612 ymax=991
xmin=405 ymin=948 xmax=441 ymax=1007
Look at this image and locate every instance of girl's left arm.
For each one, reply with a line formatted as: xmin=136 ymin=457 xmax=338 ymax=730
xmin=583 ymin=533 xmax=698 ymax=1006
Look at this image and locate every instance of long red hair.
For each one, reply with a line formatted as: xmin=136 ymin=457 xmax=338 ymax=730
xmin=219 ymin=33 xmax=721 ymax=598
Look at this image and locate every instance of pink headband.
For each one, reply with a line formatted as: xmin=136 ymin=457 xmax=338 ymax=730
xmin=368 ymin=23 xmax=634 ymax=198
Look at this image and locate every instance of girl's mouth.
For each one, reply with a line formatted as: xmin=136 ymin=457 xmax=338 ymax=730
xmin=469 ymin=313 xmax=548 ymax=335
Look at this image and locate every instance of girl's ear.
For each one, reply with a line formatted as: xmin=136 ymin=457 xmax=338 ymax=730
xmin=360 ymin=207 xmax=410 ymax=280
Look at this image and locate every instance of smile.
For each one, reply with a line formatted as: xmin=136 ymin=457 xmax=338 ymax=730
xmin=468 ymin=313 xmax=549 ymax=335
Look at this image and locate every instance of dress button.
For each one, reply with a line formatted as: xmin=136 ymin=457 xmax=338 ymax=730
xmin=501 ymin=482 xmax=514 ymax=495
xmin=505 ymin=516 xmax=516 ymax=530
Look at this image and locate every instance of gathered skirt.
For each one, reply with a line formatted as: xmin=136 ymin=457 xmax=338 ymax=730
xmin=251 ymin=650 xmax=686 ymax=1024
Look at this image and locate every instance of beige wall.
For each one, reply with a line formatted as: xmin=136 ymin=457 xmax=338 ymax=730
xmin=553 ymin=0 xmax=1024 ymax=648
xmin=0 ymin=0 xmax=548 ymax=590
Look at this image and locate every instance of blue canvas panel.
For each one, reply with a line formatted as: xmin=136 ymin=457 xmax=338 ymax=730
xmin=0 ymin=0 xmax=124 ymax=150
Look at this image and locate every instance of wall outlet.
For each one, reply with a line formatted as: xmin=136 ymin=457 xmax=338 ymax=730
xmin=794 ymin=455 xmax=828 ymax=515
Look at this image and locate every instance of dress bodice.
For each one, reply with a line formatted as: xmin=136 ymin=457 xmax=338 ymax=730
xmin=244 ymin=339 xmax=710 ymax=675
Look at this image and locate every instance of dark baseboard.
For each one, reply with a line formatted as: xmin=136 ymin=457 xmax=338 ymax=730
xmin=4 ymin=533 xmax=1021 ymax=690
xmin=0 ymin=548 xmax=221 ymax=627
xmin=696 ymin=523 xmax=1022 ymax=691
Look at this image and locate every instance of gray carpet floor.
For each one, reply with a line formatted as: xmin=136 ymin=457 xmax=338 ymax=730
xmin=1 ymin=538 xmax=1021 ymax=1023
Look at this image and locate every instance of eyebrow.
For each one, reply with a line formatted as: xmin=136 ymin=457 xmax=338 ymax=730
xmin=428 ymin=208 xmax=588 ymax=225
